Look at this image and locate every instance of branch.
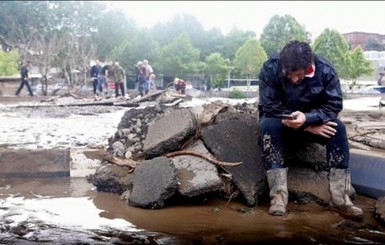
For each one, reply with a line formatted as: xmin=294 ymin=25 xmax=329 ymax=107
xmin=100 ymin=149 xmax=137 ymax=169
xmin=165 ymin=150 xmax=242 ymax=167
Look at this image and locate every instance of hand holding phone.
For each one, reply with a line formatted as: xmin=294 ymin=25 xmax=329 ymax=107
xmin=282 ymin=114 xmax=296 ymax=120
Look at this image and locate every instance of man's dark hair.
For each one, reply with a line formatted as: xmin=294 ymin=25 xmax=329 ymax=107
xmin=279 ymin=40 xmax=313 ymax=72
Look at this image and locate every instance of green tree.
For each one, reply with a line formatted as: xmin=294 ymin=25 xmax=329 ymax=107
xmin=0 ymin=1 xmax=101 ymax=88
xmin=151 ymin=13 xmax=205 ymax=48
xmin=364 ymin=38 xmax=385 ymax=51
xmin=346 ymin=47 xmax=374 ymax=83
xmin=157 ymin=32 xmax=202 ymax=77
xmin=198 ymin=28 xmax=226 ymax=60
xmin=111 ymin=31 xmax=159 ymax=79
xmin=222 ymin=28 xmax=255 ymax=60
xmin=204 ymin=53 xmax=229 ymax=88
xmin=93 ymin=9 xmax=137 ymax=60
xmin=260 ymin=14 xmax=307 ymax=57
xmin=312 ymin=28 xmax=350 ymax=79
xmin=233 ymin=37 xmax=267 ymax=82
xmin=0 ymin=49 xmax=20 ymax=76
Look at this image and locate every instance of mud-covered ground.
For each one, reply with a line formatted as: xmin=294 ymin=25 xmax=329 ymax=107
xmin=1 ymin=95 xmax=385 ymax=244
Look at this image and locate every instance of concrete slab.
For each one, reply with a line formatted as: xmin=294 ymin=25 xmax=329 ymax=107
xmin=69 ymin=148 xmax=102 ymax=177
xmin=0 ymin=149 xmax=70 ymax=178
xmin=350 ymin=149 xmax=385 ymax=199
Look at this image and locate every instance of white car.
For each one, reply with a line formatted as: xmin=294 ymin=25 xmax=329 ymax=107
xmin=362 ymin=85 xmax=385 ymax=94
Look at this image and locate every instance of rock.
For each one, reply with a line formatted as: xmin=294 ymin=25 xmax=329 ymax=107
xmin=288 ymin=167 xmax=330 ymax=205
xmin=375 ymin=197 xmax=385 ymax=223
xmin=285 ymin=143 xmax=329 ymax=171
xmin=128 ymin=157 xmax=178 ymax=209
xmin=111 ymin=106 xmax=164 ymax=159
xmin=93 ymin=164 xmax=134 ymax=194
xmin=111 ymin=141 xmax=125 ymax=157
xmin=143 ymin=108 xmax=197 ymax=158
xmin=288 ymin=167 xmax=356 ymax=205
xmin=201 ymin=110 xmax=266 ymax=206
xmin=171 ymin=140 xmax=223 ymax=197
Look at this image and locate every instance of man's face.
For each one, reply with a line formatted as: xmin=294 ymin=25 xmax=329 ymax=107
xmin=286 ymin=69 xmax=306 ymax=84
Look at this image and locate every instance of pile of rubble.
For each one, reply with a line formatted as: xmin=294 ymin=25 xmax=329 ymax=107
xmin=88 ymin=90 xmax=385 ymax=223
xmin=92 ymin=97 xmax=351 ymax=210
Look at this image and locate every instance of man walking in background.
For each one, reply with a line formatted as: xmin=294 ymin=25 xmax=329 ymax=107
xmin=15 ymin=61 xmax=34 ymax=97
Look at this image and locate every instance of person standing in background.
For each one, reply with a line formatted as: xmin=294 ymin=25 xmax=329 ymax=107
xmin=97 ymin=60 xmax=112 ymax=99
xmin=112 ymin=61 xmax=126 ymax=97
xmin=90 ymin=59 xmax=101 ymax=98
xmin=149 ymin=73 xmax=157 ymax=93
xmin=143 ymin=59 xmax=153 ymax=80
xmin=15 ymin=61 xmax=34 ymax=97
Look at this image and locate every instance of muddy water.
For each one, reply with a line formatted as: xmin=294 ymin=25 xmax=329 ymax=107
xmin=1 ymin=178 xmax=385 ymax=244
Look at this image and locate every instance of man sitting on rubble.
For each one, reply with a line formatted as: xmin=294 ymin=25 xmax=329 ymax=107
xmin=258 ymin=40 xmax=363 ymax=220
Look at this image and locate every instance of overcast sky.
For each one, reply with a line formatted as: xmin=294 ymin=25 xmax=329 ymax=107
xmin=101 ymin=1 xmax=385 ymax=40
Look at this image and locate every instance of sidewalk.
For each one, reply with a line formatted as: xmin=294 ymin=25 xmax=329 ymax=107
xmin=0 ymin=95 xmax=51 ymax=105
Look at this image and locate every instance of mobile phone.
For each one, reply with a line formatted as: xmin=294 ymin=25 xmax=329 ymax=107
xmin=282 ymin=114 xmax=296 ymax=120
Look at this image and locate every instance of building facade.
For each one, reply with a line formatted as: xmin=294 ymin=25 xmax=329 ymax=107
xmin=343 ymin=32 xmax=385 ymax=51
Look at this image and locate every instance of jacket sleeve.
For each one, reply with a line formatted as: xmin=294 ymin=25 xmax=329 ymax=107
xmin=304 ymin=70 xmax=343 ymax=124
xmin=259 ymin=62 xmax=292 ymax=118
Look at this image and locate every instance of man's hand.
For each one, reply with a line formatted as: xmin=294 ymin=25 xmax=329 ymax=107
xmin=282 ymin=111 xmax=306 ymax=129
xmin=304 ymin=121 xmax=338 ymax=138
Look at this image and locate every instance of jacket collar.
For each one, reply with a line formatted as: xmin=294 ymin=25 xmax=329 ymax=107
xmin=305 ymin=64 xmax=315 ymax=78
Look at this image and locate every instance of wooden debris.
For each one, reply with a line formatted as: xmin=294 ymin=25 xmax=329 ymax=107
xmin=164 ymin=98 xmax=183 ymax=107
xmin=100 ymin=149 xmax=137 ymax=168
xmin=165 ymin=150 xmax=242 ymax=167
xmin=133 ymin=89 xmax=168 ymax=102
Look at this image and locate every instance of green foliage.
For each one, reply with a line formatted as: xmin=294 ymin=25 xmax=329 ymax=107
xmin=93 ymin=9 xmax=138 ymax=60
xmin=228 ymin=89 xmax=247 ymax=99
xmin=0 ymin=49 xmax=20 ymax=76
xmin=111 ymin=32 xmax=159 ymax=76
xmin=260 ymin=15 xmax=307 ymax=57
xmin=312 ymin=28 xmax=350 ymax=79
xmin=157 ymin=32 xmax=201 ymax=77
xmin=151 ymin=13 xmax=205 ymax=47
xmin=205 ymin=53 xmax=229 ymax=88
xmin=346 ymin=47 xmax=374 ymax=81
xmin=233 ymin=37 xmax=267 ymax=78
xmin=364 ymin=38 xmax=385 ymax=51
xmin=222 ymin=28 xmax=256 ymax=60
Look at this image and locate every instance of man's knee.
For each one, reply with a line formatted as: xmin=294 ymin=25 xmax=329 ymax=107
xmin=259 ymin=117 xmax=283 ymax=133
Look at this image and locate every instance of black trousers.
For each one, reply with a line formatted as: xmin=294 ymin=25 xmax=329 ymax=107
xmin=115 ymin=83 xmax=125 ymax=97
xmin=258 ymin=116 xmax=349 ymax=170
xmin=15 ymin=79 xmax=33 ymax=96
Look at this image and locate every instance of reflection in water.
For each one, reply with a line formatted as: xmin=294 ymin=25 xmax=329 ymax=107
xmin=1 ymin=178 xmax=385 ymax=244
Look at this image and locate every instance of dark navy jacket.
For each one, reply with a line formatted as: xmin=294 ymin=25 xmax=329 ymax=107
xmin=20 ymin=66 xmax=28 ymax=80
xmin=90 ymin=64 xmax=101 ymax=78
xmin=258 ymin=54 xmax=343 ymax=125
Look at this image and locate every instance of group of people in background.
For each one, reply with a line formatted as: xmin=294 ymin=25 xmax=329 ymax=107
xmin=91 ymin=58 xmax=157 ymax=99
xmin=90 ymin=59 xmax=126 ymax=100
xmin=16 ymin=57 xmax=182 ymax=99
